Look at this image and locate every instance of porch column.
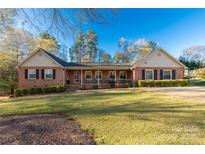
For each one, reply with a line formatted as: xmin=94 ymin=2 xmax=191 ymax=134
xmin=115 ymin=70 xmax=117 ymax=82
xmin=97 ymin=68 xmax=100 ymax=86
xmin=80 ymin=69 xmax=83 ymax=86
xmin=133 ymin=69 xmax=135 ymax=82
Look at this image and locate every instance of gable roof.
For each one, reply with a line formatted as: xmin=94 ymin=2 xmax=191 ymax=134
xmin=17 ymin=48 xmax=65 ymax=68
xmin=131 ymin=48 xmax=187 ymax=69
xmin=18 ymin=47 xmax=186 ymax=69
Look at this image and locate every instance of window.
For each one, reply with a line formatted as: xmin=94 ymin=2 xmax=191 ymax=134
xmin=119 ymin=71 xmax=127 ymax=80
xmin=145 ymin=70 xmax=154 ymax=80
xmin=95 ymin=71 xmax=103 ymax=80
xmin=109 ymin=71 xmax=115 ymax=80
xmin=28 ymin=69 xmax=36 ymax=79
xmin=45 ymin=69 xmax=53 ymax=79
xmin=85 ymin=71 xmax=92 ymax=80
xmin=163 ymin=70 xmax=172 ymax=80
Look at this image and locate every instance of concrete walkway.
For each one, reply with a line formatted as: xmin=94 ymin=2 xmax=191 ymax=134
xmin=144 ymin=86 xmax=205 ymax=102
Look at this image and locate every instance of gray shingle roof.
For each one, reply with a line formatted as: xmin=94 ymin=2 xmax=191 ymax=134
xmin=41 ymin=48 xmax=132 ymax=68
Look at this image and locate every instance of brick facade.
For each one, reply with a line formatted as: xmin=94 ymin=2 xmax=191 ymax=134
xmin=134 ymin=67 xmax=184 ymax=80
xmin=18 ymin=67 xmax=65 ymax=88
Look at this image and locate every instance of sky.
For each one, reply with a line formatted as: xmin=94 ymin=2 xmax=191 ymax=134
xmin=75 ymin=8 xmax=205 ymax=58
xmin=21 ymin=8 xmax=205 ymax=58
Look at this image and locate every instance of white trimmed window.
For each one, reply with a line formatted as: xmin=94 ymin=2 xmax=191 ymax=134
xmin=85 ymin=71 xmax=92 ymax=80
xmin=145 ymin=70 xmax=154 ymax=80
xmin=119 ymin=71 xmax=127 ymax=80
xmin=163 ymin=70 xmax=172 ymax=80
xmin=45 ymin=69 xmax=53 ymax=79
xmin=109 ymin=71 xmax=115 ymax=80
xmin=95 ymin=71 xmax=103 ymax=80
xmin=28 ymin=69 xmax=36 ymax=79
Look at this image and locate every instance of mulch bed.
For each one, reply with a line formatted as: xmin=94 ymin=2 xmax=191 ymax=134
xmin=0 ymin=114 xmax=95 ymax=145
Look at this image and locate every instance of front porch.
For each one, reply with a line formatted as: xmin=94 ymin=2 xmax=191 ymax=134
xmin=65 ymin=69 xmax=134 ymax=87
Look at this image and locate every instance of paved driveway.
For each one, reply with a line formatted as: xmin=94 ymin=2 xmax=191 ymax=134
xmin=144 ymin=86 xmax=205 ymax=102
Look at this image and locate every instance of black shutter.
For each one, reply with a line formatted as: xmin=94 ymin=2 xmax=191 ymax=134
xmin=25 ymin=69 xmax=28 ymax=79
xmin=36 ymin=69 xmax=39 ymax=79
xmin=142 ymin=69 xmax=145 ymax=80
xmin=53 ymin=69 xmax=56 ymax=79
xmin=160 ymin=69 xmax=163 ymax=80
xmin=172 ymin=70 xmax=176 ymax=80
xmin=154 ymin=70 xmax=157 ymax=80
xmin=41 ymin=69 xmax=44 ymax=79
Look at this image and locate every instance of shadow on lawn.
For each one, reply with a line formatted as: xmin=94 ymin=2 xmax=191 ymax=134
xmin=2 ymin=89 xmax=205 ymax=130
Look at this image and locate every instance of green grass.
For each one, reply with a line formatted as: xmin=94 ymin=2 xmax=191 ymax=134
xmin=191 ymin=80 xmax=205 ymax=86
xmin=1 ymin=89 xmax=205 ymax=144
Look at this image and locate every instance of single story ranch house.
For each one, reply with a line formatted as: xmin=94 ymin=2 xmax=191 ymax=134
xmin=17 ymin=48 xmax=186 ymax=89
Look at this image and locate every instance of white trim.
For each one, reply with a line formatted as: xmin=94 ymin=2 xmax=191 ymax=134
xmin=145 ymin=69 xmax=154 ymax=80
xmin=84 ymin=71 xmax=92 ymax=80
xmin=44 ymin=69 xmax=53 ymax=80
xmin=119 ymin=71 xmax=127 ymax=80
xmin=163 ymin=69 xmax=172 ymax=80
xmin=95 ymin=71 xmax=103 ymax=80
xmin=131 ymin=48 xmax=187 ymax=69
xmin=28 ymin=69 xmax=36 ymax=80
xmin=108 ymin=71 xmax=115 ymax=80
xmin=17 ymin=48 xmax=64 ymax=68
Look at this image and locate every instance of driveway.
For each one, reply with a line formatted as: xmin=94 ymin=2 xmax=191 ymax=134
xmin=144 ymin=86 xmax=205 ymax=102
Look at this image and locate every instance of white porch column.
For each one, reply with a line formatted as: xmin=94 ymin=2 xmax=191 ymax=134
xmin=133 ymin=69 xmax=135 ymax=82
xmin=80 ymin=69 xmax=83 ymax=86
xmin=62 ymin=69 xmax=65 ymax=87
xmin=97 ymin=68 xmax=100 ymax=86
xmin=132 ymin=68 xmax=135 ymax=87
xmin=115 ymin=70 xmax=117 ymax=82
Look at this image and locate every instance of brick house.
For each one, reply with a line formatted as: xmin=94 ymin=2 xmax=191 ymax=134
xmin=17 ymin=48 xmax=186 ymax=88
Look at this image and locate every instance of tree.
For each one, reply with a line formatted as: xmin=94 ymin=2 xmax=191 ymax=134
xmin=34 ymin=32 xmax=60 ymax=53
xmin=0 ymin=27 xmax=35 ymax=80
xmin=69 ymin=30 xmax=98 ymax=62
xmin=85 ymin=29 xmax=98 ymax=62
xmin=100 ymin=53 xmax=112 ymax=62
xmin=114 ymin=38 xmax=159 ymax=63
xmin=113 ymin=52 xmax=122 ymax=63
xmin=0 ymin=9 xmax=116 ymax=39
xmin=69 ymin=32 xmax=86 ymax=62
xmin=179 ymin=46 xmax=205 ymax=70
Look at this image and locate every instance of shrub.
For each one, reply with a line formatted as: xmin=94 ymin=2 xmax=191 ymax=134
xmin=56 ymin=86 xmax=65 ymax=93
xmin=138 ymin=79 xmax=191 ymax=87
xmin=14 ymin=89 xmax=22 ymax=97
xmin=14 ymin=86 xmax=64 ymax=97
xmin=22 ymin=88 xmax=29 ymax=95
xmin=183 ymin=76 xmax=190 ymax=79
xmin=108 ymin=80 xmax=115 ymax=88
xmin=43 ymin=87 xmax=57 ymax=93
xmin=93 ymin=85 xmax=98 ymax=89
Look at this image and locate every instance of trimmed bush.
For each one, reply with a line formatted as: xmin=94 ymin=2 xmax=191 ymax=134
xmin=22 ymin=88 xmax=29 ymax=95
xmin=138 ymin=79 xmax=191 ymax=87
xmin=43 ymin=87 xmax=57 ymax=93
xmin=183 ymin=76 xmax=190 ymax=79
xmin=56 ymin=86 xmax=65 ymax=93
xmin=14 ymin=86 xmax=65 ymax=97
xmin=14 ymin=89 xmax=22 ymax=97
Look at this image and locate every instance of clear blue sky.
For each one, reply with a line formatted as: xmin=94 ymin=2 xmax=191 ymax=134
xmin=75 ymin=8 xmax=205 ymax=58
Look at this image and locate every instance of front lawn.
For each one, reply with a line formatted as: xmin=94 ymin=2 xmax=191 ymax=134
xmin=0 ymin=89 xmax=205 ymax=144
